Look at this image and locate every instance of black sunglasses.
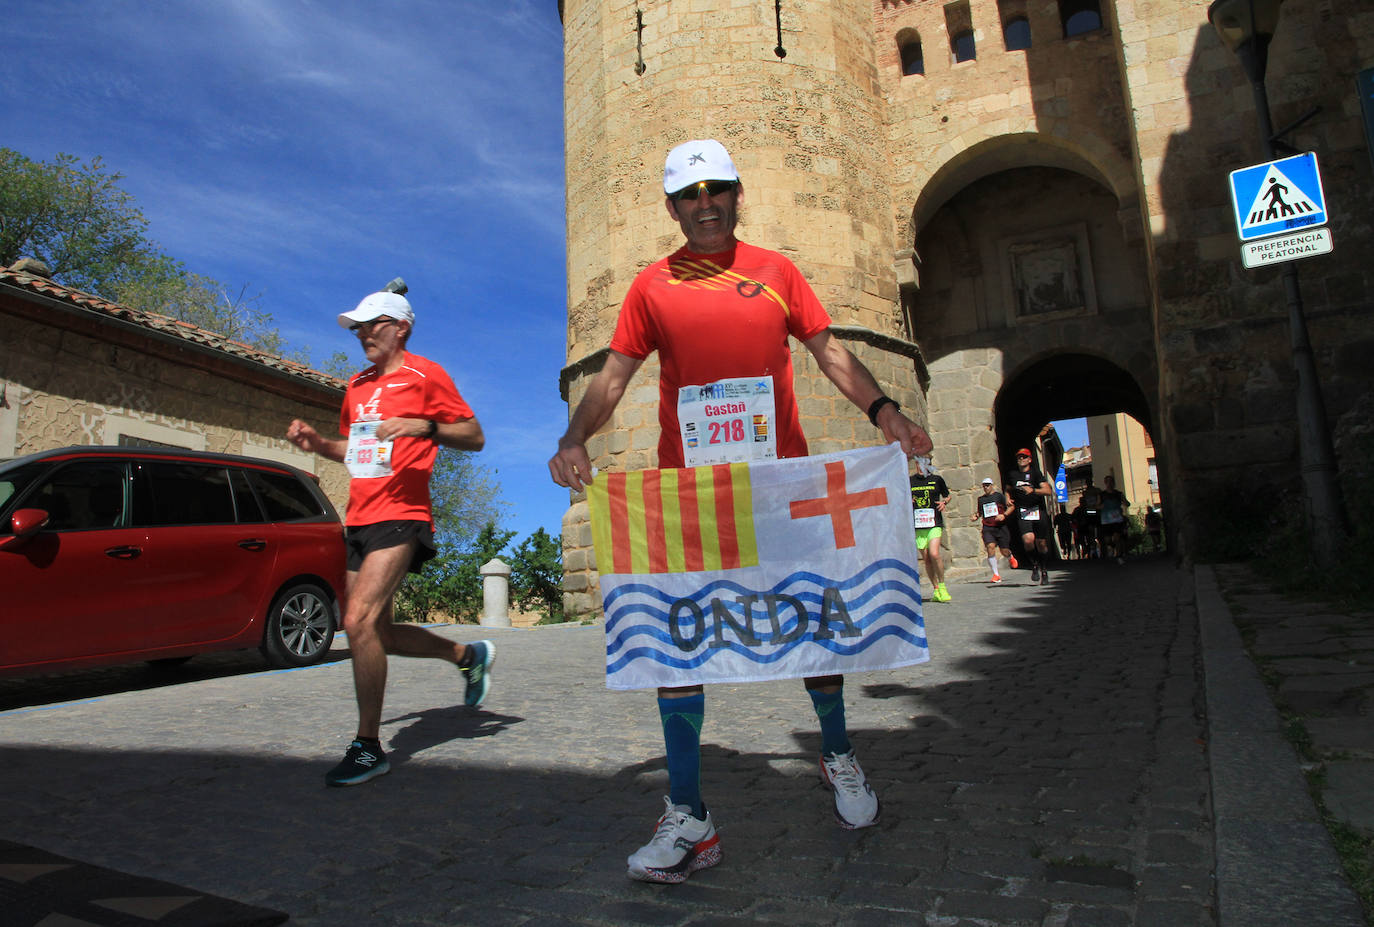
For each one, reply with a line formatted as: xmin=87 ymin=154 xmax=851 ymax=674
xmin=670 ymin=180 xmax=738 ymax=202
xmin=349 ymin=317 xmax=397 ymax=334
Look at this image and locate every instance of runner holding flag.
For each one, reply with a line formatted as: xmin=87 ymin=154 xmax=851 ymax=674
xmin=549 ymin=139 xmax=932 ymax=883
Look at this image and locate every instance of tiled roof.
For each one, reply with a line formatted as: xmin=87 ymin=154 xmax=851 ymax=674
xmin=0 ymin=264 xmax=345 ymax=393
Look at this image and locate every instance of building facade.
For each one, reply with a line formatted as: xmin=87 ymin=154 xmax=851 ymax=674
xmin=0 ymin=260 xmax=348 ymax=509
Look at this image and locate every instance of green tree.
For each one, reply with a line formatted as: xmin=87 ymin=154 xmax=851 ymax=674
xmin=1 ymin=148 xmax=293 ymax=357
xmin=1 ymin=148 xmax=160 ymax=291
xmin=319 ymin=351 xmax=356 ymax=379
xmin=509 ymin=527 xmax=564 ymax=623
xmin=391 ymin=450 xmax=508 ymax=623
xmin=112 ymin=258 xmax=293 ymax=357
xmin=395 ymin=521 xmax=516 ymax=623
xmin=430 ymin=449 xmax=507 ymax=550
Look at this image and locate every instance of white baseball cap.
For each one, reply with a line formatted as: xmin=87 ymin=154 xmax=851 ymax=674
xmin=338 ymin=291 xmax=415 ymax=330
xmin=663 ymin=139 xmax=740 ymax=195
xmin=981 ymin=477 xmax=994 ymax=485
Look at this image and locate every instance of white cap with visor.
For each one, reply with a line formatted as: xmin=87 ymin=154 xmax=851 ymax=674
xmin=338 ymin=291 xmax=415 ymax=330
xmin=663 ymin=139 xmax=740 ymax=195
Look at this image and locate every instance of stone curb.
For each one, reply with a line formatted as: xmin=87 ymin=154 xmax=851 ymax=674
xmin=1195 ymin=564 xmax=1365 ymax=926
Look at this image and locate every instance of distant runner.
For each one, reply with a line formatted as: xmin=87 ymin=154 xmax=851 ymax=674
xmin=910 ymin=462 xmax=952 ymax=602
xmin=1006 ymin=447 xmax=1053 ymax=586
xmin=971 ymin=476 xmax=1016 ymax=582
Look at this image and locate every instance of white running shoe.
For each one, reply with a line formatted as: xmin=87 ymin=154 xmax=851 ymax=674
xmin=626 ymin=797 xmax=722 ymax=883
xmin=820 ymin=750 xmax=880 ymax=829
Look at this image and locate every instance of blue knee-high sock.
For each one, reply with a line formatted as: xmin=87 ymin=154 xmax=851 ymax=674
xmin=658 ymin=693 xmax=705 ymax=818
xmin=808 ymin=687 xmax=852 ymax=757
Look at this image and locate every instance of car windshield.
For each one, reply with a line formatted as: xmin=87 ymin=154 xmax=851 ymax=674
xmin=0 ymin=460 xmax=53 ymax=516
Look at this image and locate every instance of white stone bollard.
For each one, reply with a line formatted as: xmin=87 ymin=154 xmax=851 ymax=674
xmin=479 ymin=558 xmax=512 ymax=628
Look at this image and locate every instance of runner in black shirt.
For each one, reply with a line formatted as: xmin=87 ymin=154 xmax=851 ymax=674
xmin=1005 ymin=447 xmax=1053 ymax=585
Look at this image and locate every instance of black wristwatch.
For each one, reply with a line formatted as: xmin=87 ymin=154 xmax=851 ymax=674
xmin=867 ymin=395 xmax=899 ymax=427
xmin=424 ymin=419 xmax=438 ymax=440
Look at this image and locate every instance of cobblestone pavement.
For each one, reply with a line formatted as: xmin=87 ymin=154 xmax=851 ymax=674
xmin=1212 ymin=562 xmax=1374 ymax=835
xmin=0 ymin=557 xmax=1340 ymax=925
xmin=1204 ymin=562 xmax=1372 ymax=926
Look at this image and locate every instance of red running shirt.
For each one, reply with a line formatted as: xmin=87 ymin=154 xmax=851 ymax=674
xmin=609 ymin=241 xmax=832 ymax=468
xmin=338 ymin=352 xmax=474 ymax=527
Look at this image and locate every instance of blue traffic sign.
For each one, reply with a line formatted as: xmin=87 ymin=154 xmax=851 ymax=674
xmin=1229 ymin=153 xmax=1327 ymax=242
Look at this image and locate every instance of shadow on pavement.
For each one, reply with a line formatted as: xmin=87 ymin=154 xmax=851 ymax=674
xmin=0 ymin=648 xmax=352 ymax=714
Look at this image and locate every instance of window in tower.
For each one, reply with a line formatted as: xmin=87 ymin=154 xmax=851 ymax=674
xmin=897 ymin=29 xmax=924 ymax=76
xmin=952 ymin=30 xmax=976 ymax=62
xmin=944 ymin=2 xmax=976 ymax=63
xmin=1004 ymin=16 xmax=1031 ymax=51
xmin=1060 ymin=0 xmax=1103 ymax=38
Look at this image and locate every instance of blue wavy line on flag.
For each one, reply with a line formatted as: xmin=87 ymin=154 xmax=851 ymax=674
xmin=605 ymin=599 xmax=924 ymax=658
xmin=604 ymin=578 xmax=919 ymax=653
xmin=603 ymin=558 xmax=919 ymax=643
xmin=601 ymin=559 xmax=926 ymax=674
xmin=602 ymin=557 xmax=920 ymax=615
xmin=606 ymin=622 xmax=926 ymax=674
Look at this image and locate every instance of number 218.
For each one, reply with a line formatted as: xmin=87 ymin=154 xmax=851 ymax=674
xmin=708 ymin=419 xmax=745 ymax=443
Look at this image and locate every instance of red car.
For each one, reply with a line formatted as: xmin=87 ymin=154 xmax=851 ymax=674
xmin=0 ymin=446 xmax=347 ymax=676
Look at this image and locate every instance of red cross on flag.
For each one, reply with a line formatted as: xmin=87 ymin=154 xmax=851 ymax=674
xmin=588 ymin=443 xmax=930 ymax=689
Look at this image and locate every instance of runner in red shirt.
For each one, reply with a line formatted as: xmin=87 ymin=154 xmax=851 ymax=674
xmin=287 ymin=286 xmax=493 ymax=787
xmin=548 ymin=139 xmax=932 ymax=883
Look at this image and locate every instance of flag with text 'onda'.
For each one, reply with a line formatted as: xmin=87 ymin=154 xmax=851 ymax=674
xmin=588 ymin=443 xmax=929 ymax=690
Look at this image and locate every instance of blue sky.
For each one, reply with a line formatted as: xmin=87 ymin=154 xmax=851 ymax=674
xmin=1053 ymin=418 xmax=1088 ymax=451
xmin=4 ymin=1 xmax=571 ymax=543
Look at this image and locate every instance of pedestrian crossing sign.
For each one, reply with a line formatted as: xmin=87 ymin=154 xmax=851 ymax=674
xmin=1228 ymin=152 xmax=1327 ymax=242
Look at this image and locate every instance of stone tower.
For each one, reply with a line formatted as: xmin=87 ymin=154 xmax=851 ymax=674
xmin=558 ymin=0 xmax=930 ymax=616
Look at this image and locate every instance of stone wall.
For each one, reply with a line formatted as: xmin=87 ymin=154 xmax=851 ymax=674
xmin=3 ymin=311 xmax=349 ymax=511
xmin=1113 ymin=0 xmax=1374 ymax=555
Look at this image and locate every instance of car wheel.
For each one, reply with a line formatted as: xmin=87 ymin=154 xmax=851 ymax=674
xmin=262 ymin=582 xmax=336 ymax=668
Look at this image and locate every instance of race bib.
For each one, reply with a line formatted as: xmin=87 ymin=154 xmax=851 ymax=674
xmin=981 ymin=501 xmax=1000 ymax=520
xmin=679 ymin=376 xmax=776 ymax=467
xmin=1101 ymin=508 xmax=1124 ymax=525
xmin=913 ymin=508 xmax=936 ymax=529
xmin=344 ymin=420 xmax=393 ymax=479
xmin=1019 ymin=507 xmax=1041 ymax=522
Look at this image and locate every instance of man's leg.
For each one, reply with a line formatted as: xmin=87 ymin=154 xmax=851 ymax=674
xmin=920 ymin=546 xmax=939 ymax=600
xmin=806 ymin=675 xmax=879 ymax=829
xmin=628 ymin=684 xmax=719 ymax=883
xmin=344 ymin=542 xmax=417 ymax=740
xmin=324 ymin=543 xmax=414 ymax=787
xmin=1023 ymin=532 xmax=1040 ymax=582
xmin=807 ymin=675 xmax=879 ymax=828
xmin=372 ymin=608 xmax=496 ymax=707
xmin=804 ymin=675 xmax=850 ymax=756
xmin=657 ymin=685 xmax=705 ymax=816
xmin=984 ymin=541 xmax=1001 ymax=580
xmin=928 ymin=535 xmax=949 ymax=601
xmin=348 ymin=532 xmax=495 ymax=712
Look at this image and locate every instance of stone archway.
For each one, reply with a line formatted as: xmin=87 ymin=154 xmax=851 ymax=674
xmin=995 ymin=352 xmax=1154 ymax=460
xmin=902 ymin=153 xmax=1158 ymax=574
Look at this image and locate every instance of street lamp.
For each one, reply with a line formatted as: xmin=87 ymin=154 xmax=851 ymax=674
xmin=1207 ymin=0 xmax=1348 ymax=567
xmin=1208 ymin=0 xmax=1282 ymax=74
